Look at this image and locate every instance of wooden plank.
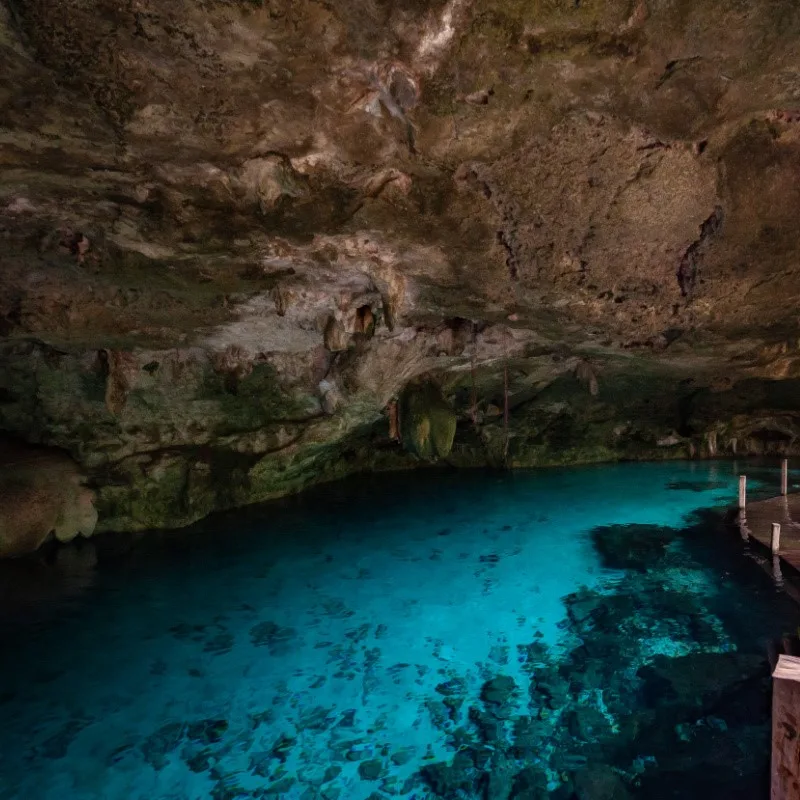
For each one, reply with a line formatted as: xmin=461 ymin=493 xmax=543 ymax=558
xmin=772 ymin=655 xmax=800 ymax=800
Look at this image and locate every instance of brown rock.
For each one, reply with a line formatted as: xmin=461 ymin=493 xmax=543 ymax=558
xmin=324 ymin=317 xmax=350 ymax=352
xmin=0 ymin=441 xmax=97 ymax=557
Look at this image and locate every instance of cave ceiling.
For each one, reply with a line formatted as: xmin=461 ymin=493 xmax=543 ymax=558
xmin=2 ymin=0 xmax=800 ymax=541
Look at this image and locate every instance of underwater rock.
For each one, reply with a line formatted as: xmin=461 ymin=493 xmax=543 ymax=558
xmin=425 ymin=699 xmax=451 ymax=731
xmin=637 ymin=652 xmax=768 ymax=711
xmin=666 ymin=480 xmax=728 ymax=493
xmin=185 ymin=749 xmax=212 ymax=773
xmin=203 ymin=632 xmax=234 ymax=654
xmin=511 ymin=716 xmax=548 ymax=757
xmin=186 ymin=718 xmax=228 ymax=745
xmin=265 ymin=776 xmax=296 ymax=795
xmin=573 ymin=765 xmax=631 ymax=800
xmin=420 ymin=751 xmax=476 ymax=797
xmin=141 ymin=722 xmax=185 ymax=770
xmin=564 ymin=589 xmax=605 ymax=625
xmin=269 ymin=733 xmax=296 ymax=764
xmin=489 ymin=644 xmax=510 ymax=665
xmin=390 ymin=747 xmax=415 ymax=767
xmin=400 ymin=380 xmax=457 ymax=461
xmin=483 ymin=753 xmax=516 ymax=800
xmin=510 ymin=766 xmax=549 ymax=800
xmin=323 ymin=765 xmax=342 ymax=783
xmin=297 ymin=706 xmax=336 ymax=732
xmin=469 ymin=705 xmax=504 ymax=744
xmin=590 ymin=524 xmax=675 ymax=572
xmin=481 ymin=675 xmax=518 ymax=707
xmin=518 ymin=641 xmax=550 ymax=672
xmin=38 ymin=718 xmax=91 ymax=760
xmin=531 ymin=669 xmax=571 ymax=710
xmin=358 ymin=758 xmax=386 ymax=781
xmin=567 ymin=706 xmax=612 ymax=743
xmin=249 ymin=621 xmax=298 ymax=654
xmin=436 ymin=677 xmax=468 ymax=696
xmin=335 ymin=709 xmax=357 ymax=728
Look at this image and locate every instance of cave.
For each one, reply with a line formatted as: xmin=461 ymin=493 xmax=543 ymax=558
xmin=1 ymin=1 xmax=800 ymax=798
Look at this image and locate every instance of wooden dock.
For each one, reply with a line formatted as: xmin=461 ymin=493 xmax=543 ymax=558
xmin=738 ymin=493 xmax=800 ymax=573
xmin=735 ymin=461 xmax=800 ymax=800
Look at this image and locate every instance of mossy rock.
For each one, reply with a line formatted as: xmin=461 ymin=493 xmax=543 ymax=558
xmin=400 ymin=381 xmax=456 ymax=461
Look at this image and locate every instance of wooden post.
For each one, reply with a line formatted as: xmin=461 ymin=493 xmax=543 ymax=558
xmin=772 ymin=523 xmax=782 ymax=555
xmin=782 ymin=459 xmax=789 ymax=496
xmin=739 ymin=475 xmax=747 ymax=510
xmin=772 ymin=655 xmax=800 ymax=800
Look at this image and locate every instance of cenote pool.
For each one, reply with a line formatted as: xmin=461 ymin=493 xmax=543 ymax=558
xmin=0 ymin=461 xmax=798 ymax=800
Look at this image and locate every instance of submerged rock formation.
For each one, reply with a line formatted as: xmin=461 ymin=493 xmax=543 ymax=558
xmin=3 ymin=0 xmax=800 ymax=549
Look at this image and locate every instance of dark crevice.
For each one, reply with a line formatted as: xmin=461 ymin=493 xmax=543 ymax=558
xmin=496 ymin=231 xmax=519 ymax=281
xmin=656 ymin=56 xmax=703 ymax=89
xmin=677 ymin=206 xmax=724 ymax=297
xmin=456 ymin=164 xmax=521 ymax=282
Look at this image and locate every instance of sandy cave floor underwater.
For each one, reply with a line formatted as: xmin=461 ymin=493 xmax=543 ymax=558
xmin=0 ymin=460 xmax=798 ymax=800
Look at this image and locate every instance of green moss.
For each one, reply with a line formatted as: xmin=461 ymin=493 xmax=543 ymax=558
xmin=96 ymin=457 xmax=189 ymax=531
xmin=201 ymin=363 xmax=310 ymax=435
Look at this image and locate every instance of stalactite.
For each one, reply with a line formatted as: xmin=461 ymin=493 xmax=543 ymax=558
xmin=388 ymin=399 xmax=400 ymax=441
xmin=575 ymin=360 xmax=599 ymax=396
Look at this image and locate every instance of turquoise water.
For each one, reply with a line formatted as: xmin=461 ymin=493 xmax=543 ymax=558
xmin=0 ymin=461 xmax=797 ymax=800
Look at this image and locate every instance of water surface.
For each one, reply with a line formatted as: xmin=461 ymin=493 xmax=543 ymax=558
xmin=0 ymin=461 xmax=796 ymax=800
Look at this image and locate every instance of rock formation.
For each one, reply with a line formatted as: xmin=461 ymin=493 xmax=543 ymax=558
xmin=0 ymin=440 xmax=97 ymax=557
xmin=400 ymin=380 xmax=457 ymax=460
xmin=3 ymin=0 xmax=800 ymax=550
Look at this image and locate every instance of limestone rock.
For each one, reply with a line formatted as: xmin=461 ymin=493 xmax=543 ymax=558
xmin=324 ymin=317 xmax=350 ymax=353
xmin=102 ymin=350 xmax=140 ymax=416
xmin=0 ymin=441 xmax=97 ymax=557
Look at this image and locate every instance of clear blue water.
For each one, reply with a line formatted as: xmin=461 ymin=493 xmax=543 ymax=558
xmin=0 ymin=461 xmax=797 ymax=800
